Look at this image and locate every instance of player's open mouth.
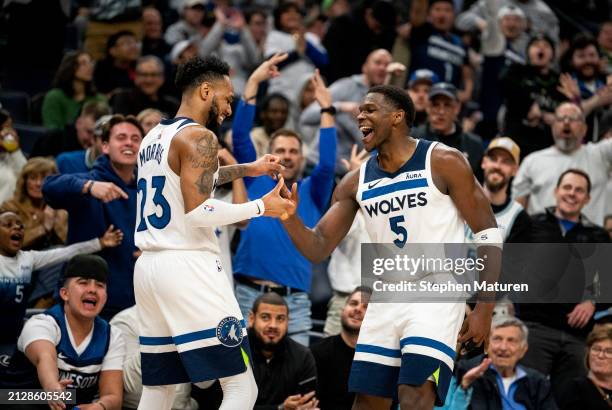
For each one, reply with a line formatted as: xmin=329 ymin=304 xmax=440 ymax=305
xmin=360 ymin=126 xmax=374 ymax=142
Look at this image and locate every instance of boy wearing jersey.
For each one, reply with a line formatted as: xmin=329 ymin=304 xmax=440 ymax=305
xmin=0 ymin=210 xmax=122 ymax=380
xmin=282 ymin=85 xmax=501 ymax=409
xmin=133 ymin=55 xmax=295 ymax=410
xmin=18 ymin=254 xmax=125 ymax=410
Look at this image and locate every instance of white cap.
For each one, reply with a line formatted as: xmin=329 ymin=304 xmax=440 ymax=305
xmin=497 ymin=5 xmax=525 ymax=20
xmin=171 ymin=40 xmax=192 ymax=63
xmin=183 ymin=0 xmax=206 ymax=8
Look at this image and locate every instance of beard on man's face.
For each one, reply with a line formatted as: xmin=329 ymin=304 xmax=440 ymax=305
xmin=340 ymin=315 xmax=361 ymax=336
xmin=484 ymin=169 xmax=509 ymax=193
xmin=253 ymin=328 xmax=286 ymax=354
xmin=205 ymin=97 xmax=220 ymax=135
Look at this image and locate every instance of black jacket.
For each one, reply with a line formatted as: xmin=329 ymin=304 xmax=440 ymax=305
xmin=455 ymin=355 xmax=558 ymax=410
xmin=412 ymin=123 xmax=484 ymax=182
xmin=518 ymin=208 xmax=610 ymax=337
xmin=249 ymin=332 xmax=317 ymax=410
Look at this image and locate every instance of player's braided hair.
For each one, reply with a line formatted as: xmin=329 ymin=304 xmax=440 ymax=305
xmin=175 ymin=55 xmax=230 ymax=93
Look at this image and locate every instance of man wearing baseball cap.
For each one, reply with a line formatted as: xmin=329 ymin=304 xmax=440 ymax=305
xmin=16 ymin=254 xmax=125 ymax=410
xmin=407 ymin=69 xmax=439 ymax=128
xmin=413 ymin=82 xmax=485 ymax=181
xmin=466 ymin=137 xmax=531 ymax=243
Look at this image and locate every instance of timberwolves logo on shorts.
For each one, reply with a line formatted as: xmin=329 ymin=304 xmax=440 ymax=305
xmin=216 ymin=316 xmax=243 ymax=347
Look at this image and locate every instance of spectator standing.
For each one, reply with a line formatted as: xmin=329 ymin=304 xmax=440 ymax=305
xmin=513 ymin=103 xmax=612 ymax=224
xmin=441 ymin=316 xmax=556 ymax=409
xmin=311 ymin=287 xmax=371 ymax=410
xmin=16 ymin=255 xmax=125 ymax=409
xmin=93 ymin=30 xmax=141 ymax=95
xmin=323 ymin=0 xmax=396 ymax=83
xmin=1 ymin=158 xmax=67 ymax=251
xmin=232 ymin=62 xmax=336 ymax=345
xmin=110 ymin=56 xmax=179 ymax=116
xmin=264 ymin=1 xmax=329 ymax=100
xmin=519 ymin=169 xmax=610 ymax=402
xmin=406 ymin=69 xmax=440 ymax=129
xmin=164 ymin=0 xmax=210 ymax=46
xmin=560 ymin=34 xmax=612 ymax=141
xmin=300 ymin=48 xmax=391 ymax=175
xmin=0 ymin=110 xmax=27 ymax=204
xmin=501 ymin=34 xmax=565 ymax=158
xmin=456 ymin=0 xmax=559 ymax=42
xmin=248 ymin=293 xmax=319 ymax=410
xmin=141 ymin=6 xmax=171 ymax=60
xmin=42 ymin=51 xmax=106 ymax=131
xmin=408 ymin=0 xmax=474 ymax=102
xmin=472 ymin=2 xmax=529 ymax=139
xmin=413 ymin=83 xmax=485 ymax=181
xmin=560 ymin=325 xmax=612 ymax=410
xmin=43 ymin=115 xmax=144 ymax=319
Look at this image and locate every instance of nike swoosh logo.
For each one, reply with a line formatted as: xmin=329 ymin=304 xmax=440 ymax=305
xmin=368 ymin=180 xmax=383 ymax=189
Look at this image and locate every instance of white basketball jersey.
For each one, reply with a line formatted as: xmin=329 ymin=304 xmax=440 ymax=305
xmin=356 ymin=140 xmax=464 ymax=245
xmin=135 ymin=117 xmax=220 ymax=254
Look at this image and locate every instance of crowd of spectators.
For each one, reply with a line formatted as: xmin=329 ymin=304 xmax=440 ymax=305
xmin=1 ymin=0 xmax=612 ymax=408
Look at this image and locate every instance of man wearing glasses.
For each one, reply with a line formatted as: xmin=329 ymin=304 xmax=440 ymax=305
xmin=513 ymin=102 xmax=612 ymax=225
xmin=110 ymin=56 xmax=179 ymax=117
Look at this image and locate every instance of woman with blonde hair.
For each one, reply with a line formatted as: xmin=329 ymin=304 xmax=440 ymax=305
xmin=561 ymin=324 xmax=612 ymax=409
xmin=1 ymin=157 xmax=67 ymax=250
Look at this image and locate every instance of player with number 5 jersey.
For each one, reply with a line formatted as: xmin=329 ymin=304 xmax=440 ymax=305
xmin=133 ymin=55 xmax=295 ymax=410
xmin=282 ymin=85 xmax=502 ymax=409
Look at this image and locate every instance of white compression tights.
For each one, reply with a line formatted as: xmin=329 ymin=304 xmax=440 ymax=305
xmin=138 ymin=366 xmax=258 ymax=410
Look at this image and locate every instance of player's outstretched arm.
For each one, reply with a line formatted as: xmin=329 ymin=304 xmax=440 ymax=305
xmin=282 ymin=170 xmax=360 ymax=263
xmin=432 ymin=146 xmax=502 ymax=348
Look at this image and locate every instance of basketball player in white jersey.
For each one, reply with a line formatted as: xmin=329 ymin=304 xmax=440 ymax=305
xmin=282 ymin=85 xmax=502 ymax=409
xmin=134 ymin=55 xmax=295 ymax=410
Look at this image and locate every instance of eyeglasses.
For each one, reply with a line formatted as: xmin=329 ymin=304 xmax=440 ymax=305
xmin=136 ymin=71 xmax=163 ymax=78
xmin=554 ymin=115 xmax=583 ymax=123
xmin=590 ymin=346 xmax=612 ymax=358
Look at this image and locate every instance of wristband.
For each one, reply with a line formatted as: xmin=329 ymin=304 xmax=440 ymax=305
xmin=320 ymin=106 xmax=337 ymax=116
xmin=473 ymin=227 xmax=503 ymax=249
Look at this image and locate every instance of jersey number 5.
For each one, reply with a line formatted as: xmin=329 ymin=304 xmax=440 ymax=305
xmin=137 ymin=176 xmax=171 ymax=232
xmin=389 ymin=216 xmax=407 ymax=248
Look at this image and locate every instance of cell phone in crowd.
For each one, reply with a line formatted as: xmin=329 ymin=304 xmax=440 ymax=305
xmin=297 ymin=376 xmax=317 ymax=395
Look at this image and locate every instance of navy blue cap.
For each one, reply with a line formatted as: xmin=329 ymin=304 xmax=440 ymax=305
xmin=428 ymin=82 xmax=458 ymax=100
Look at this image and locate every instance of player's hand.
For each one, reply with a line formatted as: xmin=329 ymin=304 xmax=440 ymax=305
xmin=89 ymin=181 xmax=129 ymax=203
xmin=460 ymin=357 xmax=491 ymax=389
xmin=262 ymin=177 xmax=296 ymax=220
xmin=246 ymin=154 xmax=285 ymax=178
xmin=99 ymin=224 xmax=124 ymax=248
xmin=248 ymin=53 xmax=289 ymax=85
xmin=311 ymin=69 xmax=332 ymax=108
xmin=341 ymin=144 xmax=369 ymax=171
xmin=567 ymin=300 xmax=595 ymax=328
xmin=458 ymin=303 xmax=493 ymax=350
xmin=281 ymin=182 xmax=300 ymax=218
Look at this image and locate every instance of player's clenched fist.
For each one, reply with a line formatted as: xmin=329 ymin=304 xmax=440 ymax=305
xmin=262 ymin=177 xmax=295 ymax=220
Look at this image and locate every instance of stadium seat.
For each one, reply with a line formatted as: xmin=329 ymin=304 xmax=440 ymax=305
xmin=29 ymin=92 xmax=45 ymax=125
xmin=13 ymin=123 xmax=53 ymax=157
xmin=0 ymin=90 xmax=30 ymax=123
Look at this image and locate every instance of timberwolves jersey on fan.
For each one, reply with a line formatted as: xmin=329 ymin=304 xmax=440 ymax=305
xmin=135 ymin=117 xmax=220 ymax=253
xmin=356 ymin=139 xmax=464 ymax=245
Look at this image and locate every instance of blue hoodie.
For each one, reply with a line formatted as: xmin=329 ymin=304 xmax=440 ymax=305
xmin=42 ymin=155 xmax=138 ymax=314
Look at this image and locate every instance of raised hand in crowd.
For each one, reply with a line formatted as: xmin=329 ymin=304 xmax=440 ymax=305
xmin=341 ymin=144 xmax=369 ymax=172
xmin=243 ymin=53 xmax=289 ymax=101
xmin=460 ymin=357 xmax=492 ymax=390
xmin=98 ymin=224 xmax=124 ymax=248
